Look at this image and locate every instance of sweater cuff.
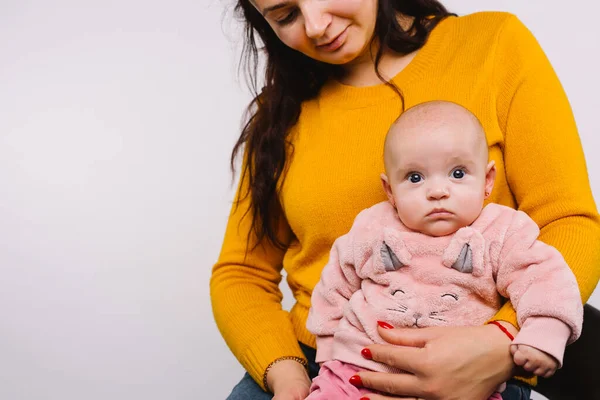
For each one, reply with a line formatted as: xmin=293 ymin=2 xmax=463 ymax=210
xmin=512 ymin=317 xmax=571 ymax=368
xmin=242 ymin=329 xmax=307 ymax=391
xmin=488 ymin=301 xmax=519 ymax=329
xmin=315 ymin=336 xmax=334 ymax=363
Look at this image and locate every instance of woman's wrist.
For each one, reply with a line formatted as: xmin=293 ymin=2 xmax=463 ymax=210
xmin=488 ymin=320 xmax=517 ymax=341
xmin=488 ymin=320 xmax=539 ymax=380
xmin=264 ymin=356 xmax=309 ymax=393
xmin=485 ymin=321 xmax=521 ymax=378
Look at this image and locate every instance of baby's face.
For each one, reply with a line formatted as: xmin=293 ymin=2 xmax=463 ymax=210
xmin=383 ymin=120 xmax=494 ymax=237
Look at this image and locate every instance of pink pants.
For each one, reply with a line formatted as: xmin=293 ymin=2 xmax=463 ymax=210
xmin=305 ymin=360 xmax=373 ymax=399
xmin=306 ymin=360 xmax=504 ymax=400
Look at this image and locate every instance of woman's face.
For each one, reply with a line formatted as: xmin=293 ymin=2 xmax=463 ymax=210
xmin=251 ymin=0 xmax=378 ymax=65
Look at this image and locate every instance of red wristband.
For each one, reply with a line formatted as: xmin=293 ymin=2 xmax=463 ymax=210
xmin=488 ymin=321 xmax=515 ymax=341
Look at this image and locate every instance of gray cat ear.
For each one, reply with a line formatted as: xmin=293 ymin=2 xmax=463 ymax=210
xmin=381 ymin=241 xmax=404 ymax=271
xmin=451 ymin=244 xmax=473 ymax=274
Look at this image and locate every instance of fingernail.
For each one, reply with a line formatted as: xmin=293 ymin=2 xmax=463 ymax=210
xmin=360 ymin=398 xmax=370 ymax=400
xmin=361 ymin=348 xmax=372 ymax=359
xmin=377 ymin=320 xmax=394 ymax=329
xmin=349 ymin=375 xmax=363 ymax=387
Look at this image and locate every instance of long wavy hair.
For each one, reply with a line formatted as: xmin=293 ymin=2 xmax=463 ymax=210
xmin=231 ymin=0 xmax=453 ymax=249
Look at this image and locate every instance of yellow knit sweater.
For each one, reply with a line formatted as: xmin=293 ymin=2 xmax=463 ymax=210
xmin=211 ymin=12 xmax=600 ymax=389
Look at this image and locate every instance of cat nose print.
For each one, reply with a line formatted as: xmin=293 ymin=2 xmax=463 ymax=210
xmin=413 ymin=313 xmax=422 ymax=320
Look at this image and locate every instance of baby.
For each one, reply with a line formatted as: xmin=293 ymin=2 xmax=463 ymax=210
xmin=305 ymin=101 xmax=583 ymax=399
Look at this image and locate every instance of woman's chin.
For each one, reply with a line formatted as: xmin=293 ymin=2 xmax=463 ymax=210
xmin=315 ymin=43 xmax=366 ymax=66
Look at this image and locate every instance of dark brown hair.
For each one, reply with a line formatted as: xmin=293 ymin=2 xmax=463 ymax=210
xmin=231 ymin=0 xmax=453 ymax=249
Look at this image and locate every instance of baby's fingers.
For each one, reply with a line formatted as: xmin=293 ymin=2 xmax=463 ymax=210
xmin=511 ymin=348 xmax=528 ymax=367
xmin=542 ymin=368 xmax=557 ymax=378
xmin=533 ymin=366 xmax=555 ymax=378
xmin=522 ymin=359 xmax=539 ymax=372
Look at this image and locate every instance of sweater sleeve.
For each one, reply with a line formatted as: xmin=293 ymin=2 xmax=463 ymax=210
xmin=210 ymin=168 xmax=301 ymax=390
xmin=493 ymin=210 xmax=583 ymax=366
xmin=491 ymin=15 xmax=600 ymax=326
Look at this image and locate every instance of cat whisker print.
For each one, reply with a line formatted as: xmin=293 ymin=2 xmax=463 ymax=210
xmin=386 ymin=307 xmax=407 ymax=313
xmin=428 ymin=316 xmax=447 ymax=322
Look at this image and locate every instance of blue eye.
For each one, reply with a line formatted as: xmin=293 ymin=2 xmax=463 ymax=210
xmin=409 ymin=173 xmax=422 ymax=183
xmin=452 ymin=169 xmax=465 ymax=179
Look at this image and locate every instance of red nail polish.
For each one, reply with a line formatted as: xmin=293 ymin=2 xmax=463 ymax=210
xmin=349 ymin=375 xmax=363 ymax=387
xmin=377 ymin=320 xmax=394 ymax=329
xmin=360 ymin=398 xmax=370 ymax=400
xmin=361 ymin=348 xmax=372 ymax=359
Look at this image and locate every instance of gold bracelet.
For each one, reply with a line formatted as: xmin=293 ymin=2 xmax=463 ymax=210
xmin=262 ymin=356 xmax=308 ymax=393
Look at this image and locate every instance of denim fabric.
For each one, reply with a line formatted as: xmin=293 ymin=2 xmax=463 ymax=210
xmin=226 ymin=343 xmax=319 ymax=400
xmin=227 ymin=372 xmax=272 ymax=400
xmin=226 ymin=343 xmax=531 ymax=400
xmin=502 ymin=379 xmax=532 ymax=400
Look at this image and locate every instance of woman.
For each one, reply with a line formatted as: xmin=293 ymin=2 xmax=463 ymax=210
xmin=211 ymin=1 xmax=600 ymax=399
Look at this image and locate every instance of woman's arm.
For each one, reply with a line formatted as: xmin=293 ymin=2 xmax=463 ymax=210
xmin=210 ymin=172 xmax=302 ymax=391
xmin=351 ymin=16 xmax=600 ymax=399
xmin=491 ymin=15 xmax=600 ymax=329
xmin=493 ymin=209 xmax=583 ymax=366
xmin=494 ymin=15 xmax=600 ymax=309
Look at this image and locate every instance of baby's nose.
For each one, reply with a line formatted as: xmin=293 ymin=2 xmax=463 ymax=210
xmin=427 ymin=187 xmax=449 ymax=199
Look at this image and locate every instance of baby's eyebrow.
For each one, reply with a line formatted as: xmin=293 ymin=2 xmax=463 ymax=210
xmin=394 ymin=166 xmax=421 ymax=179
xmin=446 ymin=156 xmax=470 ymax=164
xmin=397 ymin=162 xmax=424 ymax=172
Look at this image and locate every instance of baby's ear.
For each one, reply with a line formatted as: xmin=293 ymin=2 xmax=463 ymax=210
xmin=380 ymin=173 xmax=396 ymax=208
xmin=484 ymin=160 xmax=496 ymax=199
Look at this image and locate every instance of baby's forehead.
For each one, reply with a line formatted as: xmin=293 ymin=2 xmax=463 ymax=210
xmin=401 ymin=101 xmax=481 ymax=126
xmin=393 ymin=122 xmax=483 ymax=156
xmin=387 ymin=113 xmax=486 ymax=160
xmin=394 ymin=110 xmax=482 ymax=141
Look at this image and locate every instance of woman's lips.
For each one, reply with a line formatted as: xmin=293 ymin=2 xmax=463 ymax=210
xmin=317 ymin=26 xmax=349 ymax=52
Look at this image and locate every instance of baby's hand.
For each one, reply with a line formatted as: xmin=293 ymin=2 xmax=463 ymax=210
xmin=510 ymin=344 xmax=559 ymax=378
xmin=267 ymin=360 xmax=311 ymax=400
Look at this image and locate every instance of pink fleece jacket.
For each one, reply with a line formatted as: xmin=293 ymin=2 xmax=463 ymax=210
xmin=306 ymin=202 xmax=583 ymax=372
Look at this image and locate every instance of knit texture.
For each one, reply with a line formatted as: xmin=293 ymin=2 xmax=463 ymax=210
xmin=211 ymin=11 xmax=600 ymax=389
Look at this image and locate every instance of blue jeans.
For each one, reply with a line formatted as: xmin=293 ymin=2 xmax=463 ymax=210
xmin=226 ymin=343 xmax=531 ymax=400
xmin=227 ymin=343 xmax=319 ymax=400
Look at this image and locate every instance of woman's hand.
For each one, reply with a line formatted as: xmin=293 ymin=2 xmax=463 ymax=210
xmin=354 ymin=322 xmax=518 ymax=400
xmin=267 ymin=359 xmax=311 ymax=400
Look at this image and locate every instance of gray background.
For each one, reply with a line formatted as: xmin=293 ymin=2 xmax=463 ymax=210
xmin=0 ymin=0 xmax=598 ymax=399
